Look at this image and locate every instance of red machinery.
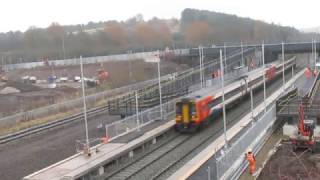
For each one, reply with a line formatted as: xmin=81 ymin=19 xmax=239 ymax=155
xmin=291 ymin=104 xmax=316 ymax=151
xmin=97 ymin=69 xmax=109 ymax=84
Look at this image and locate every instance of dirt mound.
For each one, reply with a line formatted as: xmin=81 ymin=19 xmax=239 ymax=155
xmin=0 ymin=87 xmax=20 ymax=94
xmin=5 ymin=81 xmax=41 ymax=92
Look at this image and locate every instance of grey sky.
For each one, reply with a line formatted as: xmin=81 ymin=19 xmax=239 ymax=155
xmin=0 ymin=0 xmax=318 ymax=33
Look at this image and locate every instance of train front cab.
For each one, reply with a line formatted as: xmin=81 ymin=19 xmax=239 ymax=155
xmin=175 ymin=99 xmax=198 ymax=132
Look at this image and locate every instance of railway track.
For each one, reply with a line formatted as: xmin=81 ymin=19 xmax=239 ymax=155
xmin=100 ymin=69 xmax=299 ymax=180
xmin=0 ymin=105 xmax=109 ymax=145
xmin=0 ymin=49 xmax=250 ymax=146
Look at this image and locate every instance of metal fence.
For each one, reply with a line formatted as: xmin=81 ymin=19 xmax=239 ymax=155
xmin=4 ymin=49 xmax=190 ymax=70
xmin=0 ymin=76 xmax=167 ymax=128
xmin=107 ymin=48 xmax=252 ymax=116
xmin=104 ymin=49 xmax=255 ymax=140
xmin=215 ymin=104 xmax=276 ymax=180
xmin=105 ymin=100 xmax=176 ymax=141
xmin=0 ymin=47 xmax=251 ymax=133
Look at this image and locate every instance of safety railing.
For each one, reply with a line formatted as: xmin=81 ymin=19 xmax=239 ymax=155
xmin=277 ymin=90 xmax=320 ymax=117
xmin=107 ymin=48 xmax=252 ymax=116
xmin=215 ymin=105 xmax=276 ymax=180
xmin=105 ymin=61 xmax=251 ymax=141
xmin=105 ymin=100 xmax=176 ymax=141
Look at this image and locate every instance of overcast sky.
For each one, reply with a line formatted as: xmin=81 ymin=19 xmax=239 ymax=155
xmin=0 ymin=0 xmax=318 ymax=33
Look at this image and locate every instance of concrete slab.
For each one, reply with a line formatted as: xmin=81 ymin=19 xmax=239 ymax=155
xmin=24 ymin=143 xmax=124 ymax=180
xmin=24 ymin=120 xmax=175 ymax=180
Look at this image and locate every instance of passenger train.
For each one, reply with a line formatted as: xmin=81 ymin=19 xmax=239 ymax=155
xmin=175 ymin=58 xmax=296 ymax=132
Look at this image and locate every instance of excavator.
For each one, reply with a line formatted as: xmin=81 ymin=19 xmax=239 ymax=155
xmin=291 ymin=104 xmax=316 ymax=152
xmin=86 ymin=69 xmax=109 ymax=88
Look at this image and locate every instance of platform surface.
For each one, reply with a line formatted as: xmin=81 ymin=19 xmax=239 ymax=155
xmin=168 ymin=68 xmax=303 ymax=180
xmin=24 ymin=120 xmax=175 ymax=180
xmin=24 ymin=143 xmax=124 ymax=180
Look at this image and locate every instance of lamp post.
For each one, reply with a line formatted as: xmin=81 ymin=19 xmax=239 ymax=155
xmin=250 ymin=77 xmax=254 ymax=126
xmin=315 ymin=40 xmax=317 ymax=69
xmin=199 ymin=46 xmax=203 ymax=88
xmin=220 ymin=49 xmax=228 ymax=149
xmin=262 ymin=43 xmax=266 ymax=112
xmin=157 ymin=58 xmax=163 ymax=120
xmin=80 ymin=56 xmax=90 ymax=155
xmin=135 ymin=90 xmax=140 ymax=131
xmin=241 ymin=41 xmax=244 ymax=66
xmin=282 ymin=42 xmax=285 ymax=90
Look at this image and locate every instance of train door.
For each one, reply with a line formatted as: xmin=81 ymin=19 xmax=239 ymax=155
xmin=176 ymin=101 xmax=195 ymax=124
xmin=182 ymin=103 xmax=190 ymax=123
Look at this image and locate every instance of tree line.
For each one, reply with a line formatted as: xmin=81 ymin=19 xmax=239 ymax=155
xmin=0 ymin=8 xmax=319 ymax=64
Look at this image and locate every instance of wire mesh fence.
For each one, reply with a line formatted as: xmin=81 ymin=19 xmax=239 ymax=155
xmin=105 ymin=48 xmax=256 ymax=141
xmin=105 ymin=100 xmax=176 ymax=141
xmin=215 ymin=105 xmax=276 ymax=180
xmin=107 ymin=48 xmax=254 ymax=116
xmin=0 ymin=76 xmax=168 ymax=130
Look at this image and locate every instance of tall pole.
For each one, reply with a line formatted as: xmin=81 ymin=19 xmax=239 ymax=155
xmin=199 ymin=46 xmax=203 ymax=88
xmin=250 ymin=78 xmax=254 ymax=126
xmin=157 ymin=59 xmax=163 ymax=120
xmin=224 ymin=43 xmax=227 ymax=66
xmin=135 ymin=91 xmax=140 ymax=131
xmin=201 ymin=47 xmax=205 ymax=87
xmin=282 ymin=42 xmax=285 ymax=90
xmin=310 ymin=39 xmax=314 ymax=68
xmin=220 ymin=50 xmax=228 ymax=149
xmin=262 ymin=43 xmax=267 ymax=112
xmin=224 ymin=43 xmax=227 ymax=77
xmin=241 ymin=41 xmax=244 ymax=66
xmin=80 ymin=56 xmax=90 ymax=154
xmin=315 ymin=40 xmax=317 ymax=70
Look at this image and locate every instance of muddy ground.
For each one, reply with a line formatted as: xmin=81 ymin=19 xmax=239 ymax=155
xmin=258 ymin=143 xmax=320 ymax=180
xmin=0 ymin=59 xmax=189 ymax=117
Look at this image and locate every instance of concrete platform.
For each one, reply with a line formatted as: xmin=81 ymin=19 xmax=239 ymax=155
xmin=23 ymin=58 xmax=295 ymax=180
xmin=23 ymin=121 xmax=175 ymax=180
xmin=23 ymin=143 xmax=124 ymax=180
xmin=196 ymin=57 xmax=295 ymax=100
xmin=167 ymin=68 xmax=304 ymax=180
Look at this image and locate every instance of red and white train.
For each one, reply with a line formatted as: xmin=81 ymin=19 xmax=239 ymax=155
xmin=175 ymin=58 xmax=296 ymax=132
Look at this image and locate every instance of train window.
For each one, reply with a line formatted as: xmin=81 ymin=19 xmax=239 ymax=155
xmin=176 ymin=102 xmax=182 ymax=114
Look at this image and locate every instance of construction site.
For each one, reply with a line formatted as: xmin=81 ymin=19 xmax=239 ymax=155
xmin=240 ymin=67 xmax=320 ymax=180
xmin=2 ymin=3 xmax=320 ymax=180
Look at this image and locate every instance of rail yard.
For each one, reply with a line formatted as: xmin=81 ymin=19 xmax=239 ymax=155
xmin=0 ymin=8 xmax=319 ymax=180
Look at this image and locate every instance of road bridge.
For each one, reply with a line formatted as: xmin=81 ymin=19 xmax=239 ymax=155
xmin=188 ymin=42 xmax=320 ymax=63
